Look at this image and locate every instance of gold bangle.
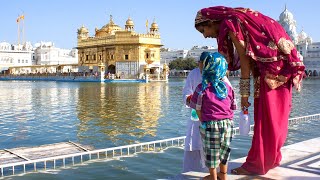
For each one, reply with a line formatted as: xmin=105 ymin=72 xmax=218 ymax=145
xmin=239 ymin=78 xmax=250 ymax=97
xmin=241 ymin=94 xmax=249 ymax=97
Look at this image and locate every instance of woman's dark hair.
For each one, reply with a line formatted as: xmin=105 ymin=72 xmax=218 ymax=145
xmin=195 ymin=20 xmax=222 ymax=28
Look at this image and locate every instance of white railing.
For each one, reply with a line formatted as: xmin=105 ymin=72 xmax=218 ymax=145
xmin=1 ymin=113 xmax=319 ymax=177
xmin=288 ymin=113 xmax=320 ymax=125
xmin=0 ymin=136 xmax=185 ymax=177
xmin=233 ymin=113 xmax=320 ymax=135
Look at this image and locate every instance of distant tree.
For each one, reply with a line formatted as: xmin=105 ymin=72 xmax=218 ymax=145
xmin=183 ymin=58 xmax=198 ymax=70
xmin=169 ymin=57 xmax=197 ymax=70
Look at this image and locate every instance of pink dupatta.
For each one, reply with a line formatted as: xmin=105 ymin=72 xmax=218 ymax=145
xmin=195 ymin=6 xmax=305 ymax=91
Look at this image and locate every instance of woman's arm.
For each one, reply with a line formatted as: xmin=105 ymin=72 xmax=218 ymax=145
xmin=228 ymin=32 xmax=251 ymax=109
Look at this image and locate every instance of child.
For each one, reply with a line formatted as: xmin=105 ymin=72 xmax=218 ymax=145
xmin=188 ymin=52 xmax=236 ymax=180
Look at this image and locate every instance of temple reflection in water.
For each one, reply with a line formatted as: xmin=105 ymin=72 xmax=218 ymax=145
xmin=76 ymin=83 xmax=163 ymax=145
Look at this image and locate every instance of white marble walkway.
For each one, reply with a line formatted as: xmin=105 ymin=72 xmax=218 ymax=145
xmin=179 ymin=137 xmax=320 ymax=180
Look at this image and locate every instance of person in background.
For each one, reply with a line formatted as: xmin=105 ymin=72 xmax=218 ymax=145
xmin=182 ymin=56 xmax=205 ymax=173
xmin=194 ymin=6 xmax=305 ymax=175
xmin=188 ymin=52 xmax=236 ymax=180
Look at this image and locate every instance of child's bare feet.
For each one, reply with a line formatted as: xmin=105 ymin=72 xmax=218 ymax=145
xmin=217 ymin=172 xmax=227 ymax=180
xmin=203 ymin=175 xmax=212 ymax=180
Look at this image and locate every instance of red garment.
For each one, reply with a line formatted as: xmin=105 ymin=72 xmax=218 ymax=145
xmin=195 ymin=6 xmax=304 ymax=174
xmin=242 ymin=76 xmax=292 ymax=174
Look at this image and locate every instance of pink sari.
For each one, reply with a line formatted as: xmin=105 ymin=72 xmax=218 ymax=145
xmin=195 ymin=6 xmax=304 ymax=174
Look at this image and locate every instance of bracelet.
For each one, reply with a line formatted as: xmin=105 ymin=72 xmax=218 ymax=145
xmin=239 ymin=78 xmax=250 ymax=97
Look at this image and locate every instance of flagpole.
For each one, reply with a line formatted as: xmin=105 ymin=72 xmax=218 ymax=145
xmin=17 ymin=16 xmax=20 ymax=45
xmin=146 ymin=19 xmax=149 ymax=34
xmin=22 ymin=15 xmax=25 ymax=44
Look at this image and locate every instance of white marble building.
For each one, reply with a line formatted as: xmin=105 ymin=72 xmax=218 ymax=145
xmin=186 ymin=46 xmax=218 ymax=60
xmin=160 ymin=46 xmax=217 ymax=65
xmin=160 ymin=49 xmax=188 ymax=64
xmin=0 ymin=42 xmax=35 ymax=72
xmin=0 ymin=41 xmax=78 ymax=74
xmin=34 ymin=42 xmax=78 ymax=65
xmin=278 ymin=6 xmax=320 ymax=76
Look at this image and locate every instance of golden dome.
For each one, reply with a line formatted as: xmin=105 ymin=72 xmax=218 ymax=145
xmin=78 ymin=25 xmax=89 ymax=34
xmin=126 ymin=17 xmax=134 ymax=26
xmin=100 ymin=23 xmax=122 ymax=32
xmin=151 ymin=22 xmax=158 ymax=29
xmin=95 ymin=15 xmax=122 ymax=37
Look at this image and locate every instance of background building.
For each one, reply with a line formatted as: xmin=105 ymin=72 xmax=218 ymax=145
xmin=160 ymin=46 xmax=217 ymax=65
xmin=0 ymin=41 xmax=78 ymax=74
xmin=0 ymin=42 xmax=34 ymax=73
xmin=278 ymin=6 xmax=320 ymax=76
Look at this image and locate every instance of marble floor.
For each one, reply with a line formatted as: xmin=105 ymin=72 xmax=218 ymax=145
xmin=179 ymin=137 xmax=320 ymax=180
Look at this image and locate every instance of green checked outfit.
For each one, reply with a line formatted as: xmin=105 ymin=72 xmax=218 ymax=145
xmin=200 ymin=119 xmax=234 ymax=168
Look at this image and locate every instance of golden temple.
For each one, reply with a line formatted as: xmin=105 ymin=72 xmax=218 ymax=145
xmin=77 ymin=15 xmax=167 ymax=80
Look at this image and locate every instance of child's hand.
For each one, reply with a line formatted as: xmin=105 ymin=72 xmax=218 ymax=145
xmin=186 ymin=95 xmax=192 ymax=104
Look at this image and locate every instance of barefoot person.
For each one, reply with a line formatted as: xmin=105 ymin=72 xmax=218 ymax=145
xmin=194 ymin=6 xmax=305 ymax=175
xmin=188 ymin=52 xmax=236 ymax=180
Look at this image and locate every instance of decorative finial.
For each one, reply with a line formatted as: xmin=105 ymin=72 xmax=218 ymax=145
xmin=110 ymin=15 xmax=113 ymax=23
xmin=285 ymin=3 xmax=287 ymax=10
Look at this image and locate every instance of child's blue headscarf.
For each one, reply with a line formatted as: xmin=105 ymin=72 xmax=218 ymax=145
xmin=199 ymin=52 xmax=228 ymax=99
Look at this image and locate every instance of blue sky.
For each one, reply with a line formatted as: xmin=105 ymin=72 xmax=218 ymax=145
xmin=0 ymin=0 xmax=318 ymax=49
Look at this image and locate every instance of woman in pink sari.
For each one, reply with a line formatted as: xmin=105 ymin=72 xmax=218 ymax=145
xmin=194 ymin=6 xmax=305 ymax=175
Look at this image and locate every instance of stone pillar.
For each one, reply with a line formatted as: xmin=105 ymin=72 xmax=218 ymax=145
xmin=99 ymin=63 xmax=106 ymax=81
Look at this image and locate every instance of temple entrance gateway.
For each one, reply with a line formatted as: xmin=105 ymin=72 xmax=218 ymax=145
xmin=108 ymin=64 xmax=115 ymax=74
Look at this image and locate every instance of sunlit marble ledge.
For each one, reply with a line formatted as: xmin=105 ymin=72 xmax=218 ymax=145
xmin=178 ymin=137 xmax=320 ymax=180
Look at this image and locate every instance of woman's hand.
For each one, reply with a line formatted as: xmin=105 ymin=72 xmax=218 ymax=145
xmin=241 ymin=96 xmax=251 ymax=111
